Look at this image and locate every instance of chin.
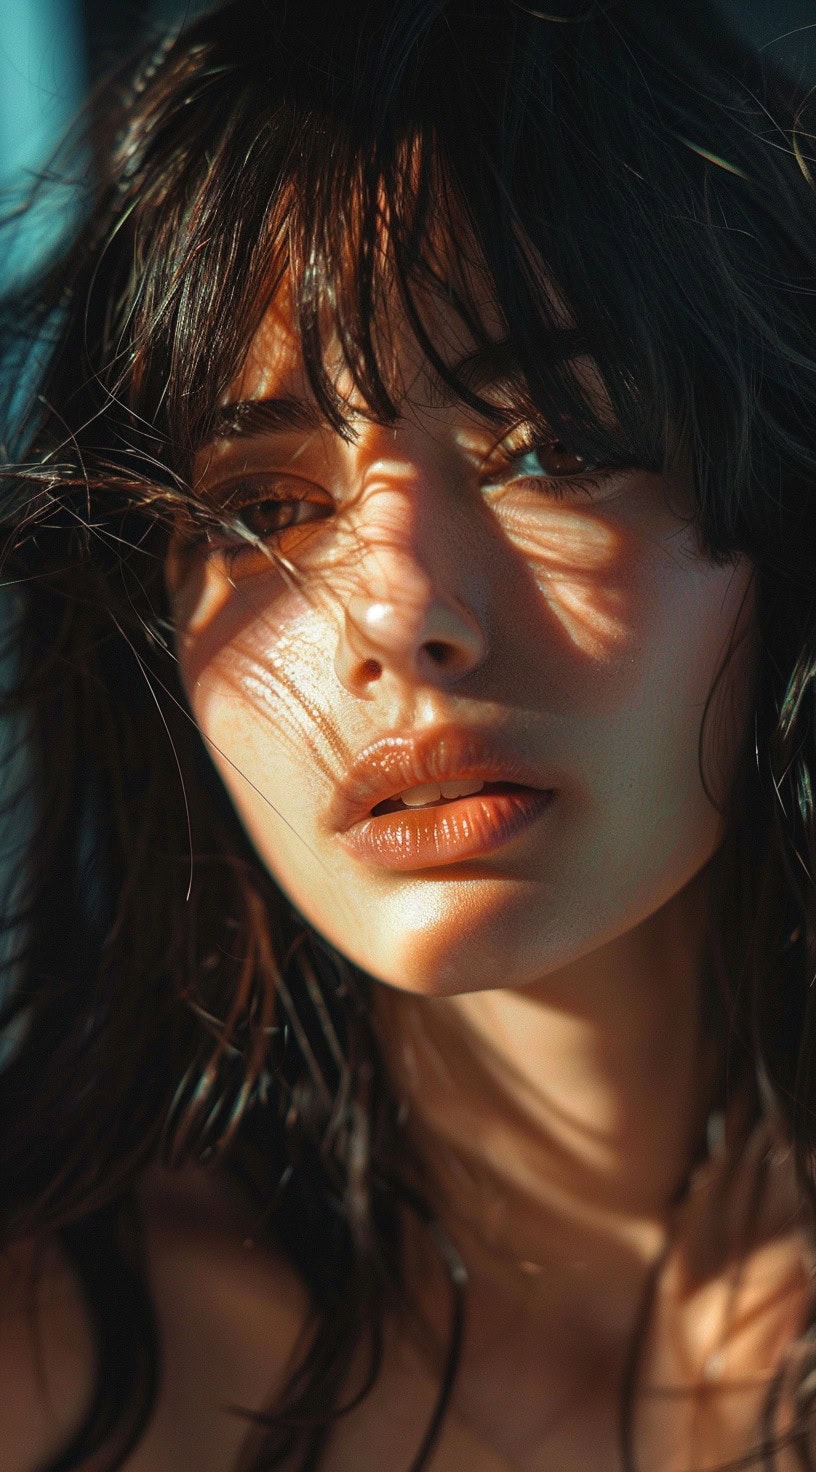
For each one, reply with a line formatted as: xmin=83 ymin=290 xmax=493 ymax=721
xmin=312 ymin=918 xmax=542 ymax=998
xmin=319 ymin=930 xmax=463 ymax=996
xmin=373 ymin=957 xmax=490 ymax=998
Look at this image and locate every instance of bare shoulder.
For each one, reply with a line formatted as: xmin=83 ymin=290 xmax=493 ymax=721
xmin=129 ymin=1164 xmax=311 ymax=1472
xmin=0 ymin=1236 xmax=95 ymax=1472
xmin=138 ymin=1161 xmax=311 ymax=1366
xmin=0 ymin=1170 xmax=311 ymax=1472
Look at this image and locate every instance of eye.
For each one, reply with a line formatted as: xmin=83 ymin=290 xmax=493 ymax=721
xmin=480 ymin=425 xmax=621 ymax=504
xmin=195 ymin=475 xmax=334 ymax=564
xmin=504 ymin=439 xmax=595 ymax=482
xmin=231 ymin=495 xmax=330 ymax=539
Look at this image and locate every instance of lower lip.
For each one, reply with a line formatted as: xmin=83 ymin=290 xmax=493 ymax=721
xmin=338 ymin=786 xmax=555 ymax=871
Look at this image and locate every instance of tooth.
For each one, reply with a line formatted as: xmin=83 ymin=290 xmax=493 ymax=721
xmin=440 ymin=780 xmax=485 ymax=799
xmin=399 ymin=783 xmax=443 ymax=807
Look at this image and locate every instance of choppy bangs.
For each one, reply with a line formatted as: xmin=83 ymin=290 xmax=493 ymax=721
xmin=4 ymin=0 xmax=811 ymax=593
xmin=112 ymin=67 xmax=643 ymax=478
xmin=71 ymin=0 xmax=816 ymax=570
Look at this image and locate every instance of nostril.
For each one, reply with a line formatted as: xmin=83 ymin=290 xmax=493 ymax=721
xmin=425 ymin=641 xmax=456 ymax=666
xmin=337 ymin=593 xmax=487 ymax=693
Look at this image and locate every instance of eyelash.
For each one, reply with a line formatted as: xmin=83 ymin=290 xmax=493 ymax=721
xmin=194 ymin=432 xmax=618 ymax=568
xmin=190 ymin=480 xmax=331 ymax=569
xmin=483 ymin=429 xmax=608 ymax=493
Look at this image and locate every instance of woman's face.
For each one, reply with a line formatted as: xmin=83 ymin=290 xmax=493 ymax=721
xmin=166 ymin=286 xmax=755 ymax=997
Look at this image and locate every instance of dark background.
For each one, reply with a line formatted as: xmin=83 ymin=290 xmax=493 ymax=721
xmin=78 ymin=0 xmax=816 ymax=82
xmin=78 ymin=1 xmax=816 ymax=82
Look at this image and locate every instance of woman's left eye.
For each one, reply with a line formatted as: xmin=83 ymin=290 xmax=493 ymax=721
xmin=497 ymin=439 xmax=596 ymax=485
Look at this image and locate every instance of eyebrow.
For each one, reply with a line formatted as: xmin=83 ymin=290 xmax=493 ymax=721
xmin=203 ymin=329 xmax=587 ymax=445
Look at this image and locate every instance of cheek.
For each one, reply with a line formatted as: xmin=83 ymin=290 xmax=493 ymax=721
xmin=575 ymin=547 xmax=755 ymax=912
xmin=624 ymin=551 xmax=755 ymax=793
xmin=169 ymin=551 xmax=376 ymax=940
xmin=178 ymin=593 xmax=364 ymax=929
xmin=493 ymin=497 xmax=632 ymax=667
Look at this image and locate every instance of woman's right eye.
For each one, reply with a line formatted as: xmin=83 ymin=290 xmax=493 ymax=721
xmin=200 ymin=476 xmax=334 ymax=561
xmin=231 ymin=495 xmax=329 ymax=538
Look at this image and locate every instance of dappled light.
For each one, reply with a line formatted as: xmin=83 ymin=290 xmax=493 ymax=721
xmin=497 ymin=505 xmax=628 ymax=660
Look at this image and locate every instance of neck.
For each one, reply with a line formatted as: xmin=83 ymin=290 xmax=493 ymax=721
xmin=374 ymin=866 xmax=720 ymax=1329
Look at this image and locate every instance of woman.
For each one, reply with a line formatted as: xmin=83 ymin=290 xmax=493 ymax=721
xmin=1 ymin=0 xmax=815 ymax=1466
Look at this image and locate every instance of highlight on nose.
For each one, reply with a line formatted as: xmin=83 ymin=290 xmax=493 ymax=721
xmin=334 ymin=592 xmax=488 ymax=693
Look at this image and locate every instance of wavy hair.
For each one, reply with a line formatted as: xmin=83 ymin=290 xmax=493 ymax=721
xmin=2 ymin=0 xmax=816 ymax=1467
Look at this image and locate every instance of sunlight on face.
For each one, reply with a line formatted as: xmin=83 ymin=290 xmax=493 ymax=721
xmin=165 ymin=286 xmax=756 ymax=997
xmin=485 ymin=502 xmax=628 ymax=659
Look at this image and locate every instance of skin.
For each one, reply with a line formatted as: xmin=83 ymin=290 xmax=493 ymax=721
xmin=159 ymin=283 xmax=814 ymax=1469
xmin=168 ymin=289 xmax=754 ymax=1004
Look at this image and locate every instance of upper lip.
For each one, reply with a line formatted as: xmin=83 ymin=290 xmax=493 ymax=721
xmin=329 ymin=723 xmax=555 ymax=832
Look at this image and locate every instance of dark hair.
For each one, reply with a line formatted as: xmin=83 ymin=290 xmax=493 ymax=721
xmin=2 ymin=0 xmax=816 ymax=1467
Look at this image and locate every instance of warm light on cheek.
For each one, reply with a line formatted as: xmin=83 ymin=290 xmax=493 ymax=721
xmin=169 ymin=558 xmax=233 ymax=636
xmin=168 ymin=553 xmax=315 ymax=695
xmin=180 ymin=622 xmax=379 ymax=953
xmin=185 ymin=609 xmax=328 ymax=733
xmin=178 ymin=574 xmax=356 ymax=822
xmin=495 ymin=500 xmax=629 ymax=659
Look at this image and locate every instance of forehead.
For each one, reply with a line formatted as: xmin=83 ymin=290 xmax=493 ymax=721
xmin=208 ymin=292 xmax=606 ymax=472
xmin=208 ymin=167 xmax=584 ymax=431
xmin=226 ymin=293 xmax=308 ymax=405
xmin=222 ymin=263 xmax=513 ymax=413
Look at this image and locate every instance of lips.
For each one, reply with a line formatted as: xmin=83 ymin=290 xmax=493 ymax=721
xmin=328 ymin=726 xmax=556 ymax=870
xmin=372 ymin=777 xmax=503 ymax=816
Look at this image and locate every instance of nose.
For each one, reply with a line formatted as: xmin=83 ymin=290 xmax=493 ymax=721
xmin=333 ymin=479 xmax=488 ymax=697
